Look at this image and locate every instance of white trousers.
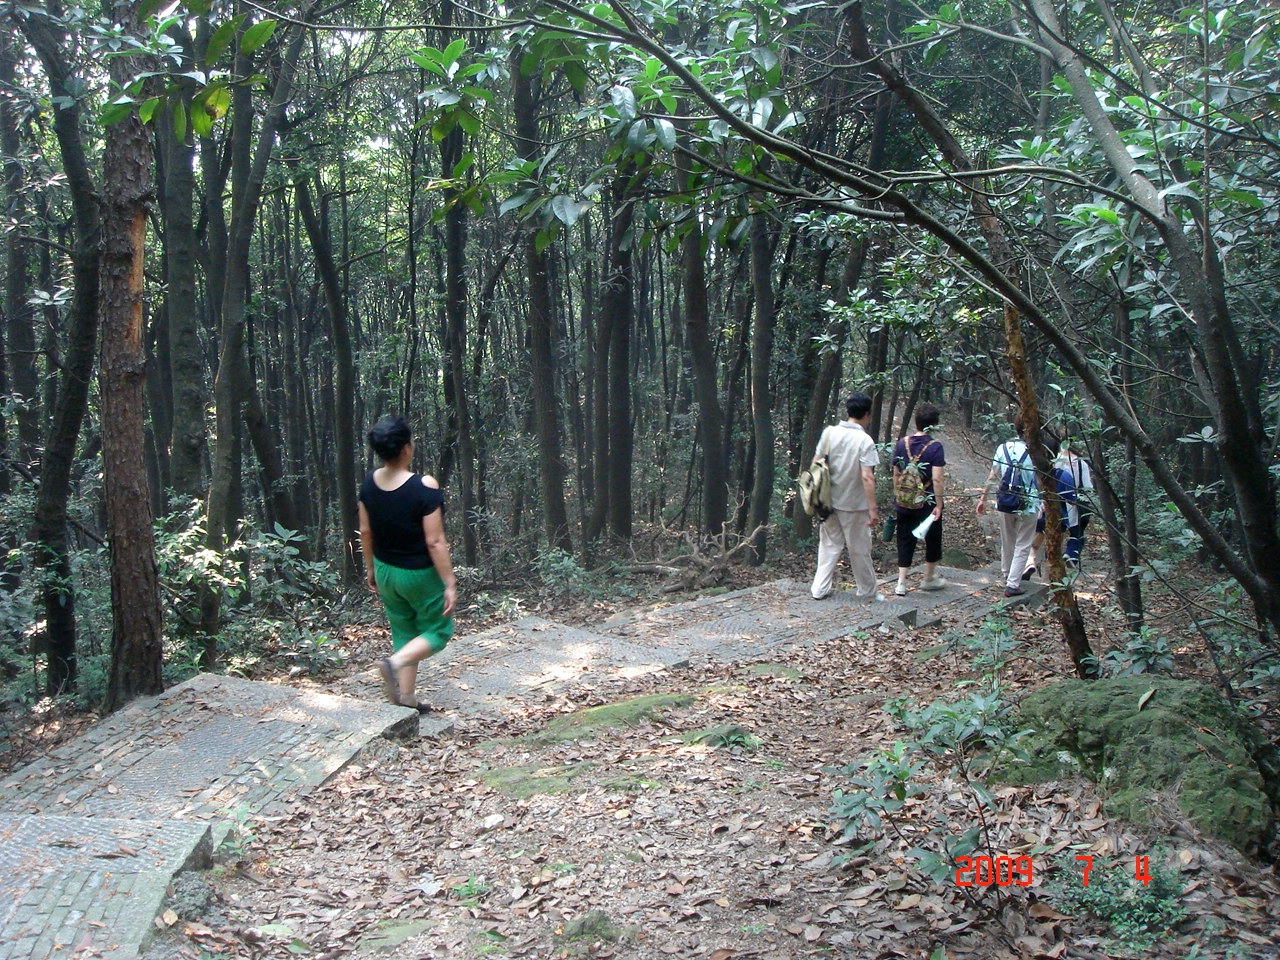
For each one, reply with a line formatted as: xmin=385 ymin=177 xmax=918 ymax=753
xmin=811 ymin=509 xmax=877 ymax=599
xmin=999 ymin=512 xmax=1039 ymax=590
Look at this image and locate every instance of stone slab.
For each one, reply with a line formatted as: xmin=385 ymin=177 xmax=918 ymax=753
xmin=600 ymin=578 xmax=918 ymax=658
xmin=0 ymin=675 xmax=419 ymax=959
xmin=420 ymin=617 xmax=672 ymax=715
xmin=0 ymin=814 xmax=210 ymax=960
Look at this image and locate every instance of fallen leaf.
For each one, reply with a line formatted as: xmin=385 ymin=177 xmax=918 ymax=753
xmin=1028 ymin=902 xmax=1071 ymax=922
xmin=1137 ymin=688 xmax=1156 ymax=711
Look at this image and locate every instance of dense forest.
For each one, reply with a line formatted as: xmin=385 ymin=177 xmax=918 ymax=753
xmin=0 ymin=0 xmax=1276 ymax=712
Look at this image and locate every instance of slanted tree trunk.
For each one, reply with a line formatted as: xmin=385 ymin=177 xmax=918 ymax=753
xmin=100 ymin=6 xmax=163 ymax=710
xmin=847 ymin=3 xmax=1095 ymax=674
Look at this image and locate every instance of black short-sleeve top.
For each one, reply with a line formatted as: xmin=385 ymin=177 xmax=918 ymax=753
xmin=358 ymin=471 xmax=444 ymax=570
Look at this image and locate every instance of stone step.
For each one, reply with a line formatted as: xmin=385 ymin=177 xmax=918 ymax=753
xmin=0 ymin=675 xmax=419 ymax=959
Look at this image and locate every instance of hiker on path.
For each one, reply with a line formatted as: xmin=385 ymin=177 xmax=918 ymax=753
xmin=1056 ymin=439 xmax=1094 ymax=566
xmin=358 ymin=415 xmax=457 ymax=712
xmin=811 ymin=392 xmax=882 ymax=602
xmin=891 ymin=403 xmax=947 ymax=597
xmin=975 ymin=414 xmax=1040 ymax=598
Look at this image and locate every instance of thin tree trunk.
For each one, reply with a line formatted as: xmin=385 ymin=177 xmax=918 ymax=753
xmin=160 ymin=80 xmax=207 ymax=501
xmin=18 ymin=6 xmax=102 ymax=695
xmin=294 ymin=172 xmax=354 ymax=576
xmin=603 ymin=169 xmax=636 ymax=540
xmin=746 ymin=211 xmax=776 ymax=563
xmin=512 ymin=50 xmax=571 ymax=552
xmin=204 ymin=6 xmax=311 ymax=650
xmin=675 ymin=139 xmax=728 ymax=536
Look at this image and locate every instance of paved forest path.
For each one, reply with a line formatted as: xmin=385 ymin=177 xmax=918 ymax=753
xmin=0 ymin=426 xmax=1036 ymax=959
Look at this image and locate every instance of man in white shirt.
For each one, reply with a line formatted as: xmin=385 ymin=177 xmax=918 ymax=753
xmin=976 ymin=414 xmax=1041 ymax=597
xmin=811 ymin=392 xmax=882 ymax=601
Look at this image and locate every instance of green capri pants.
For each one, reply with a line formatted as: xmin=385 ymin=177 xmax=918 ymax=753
xmin=373 ymin=558 xmax=455 ymax=653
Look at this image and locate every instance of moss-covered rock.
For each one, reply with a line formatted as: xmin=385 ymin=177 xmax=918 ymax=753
xmin=479 ymin=761 xmax=594 ymax=799
xmin=528 ymin=693 xmax=694 ymax=745
xmin=1006 ymin=676 xmax=1276 ymax=855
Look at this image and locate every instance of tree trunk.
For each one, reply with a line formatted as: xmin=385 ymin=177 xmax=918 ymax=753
xmin=512 ymin=51 xmax=572 ymax=553
xmin=294 ymin=172 xmax=355 ymax=577
xmin=746 ymin=211 xmax=777 ymax=563
xmin=160 ymin=80 xmax=207 ymax=501
xmin=433 ymin=32 xmax=479 ymax=565
xmin=603 ymin=169 xmax=636 ymax=541
xmin=848 ymin=4 xmax=1095 ymax=675
xmin=675 ymin=139 xmax=728 ymax=536
xmin=204 ymin=6 xmax=311 ymax=648
xmin=18 ymin=7 xmax=103 ymax=695
xmin=1 ymin=36 xmax=37 ymax=459
xmin=100 ymin=14 xmax=164 ymax=710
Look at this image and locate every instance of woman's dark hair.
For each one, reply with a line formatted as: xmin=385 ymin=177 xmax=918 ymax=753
xmin=846 ymin=392 xmax=873 ymax=419
xmin=914 ymin=403 xmax=940 ymax=432
xmin=368 ymin=416 xmax=412 ymax=461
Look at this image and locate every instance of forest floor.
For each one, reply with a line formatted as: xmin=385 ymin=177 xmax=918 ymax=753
xmin=7 ymin=427 xmax=1280 ymax=960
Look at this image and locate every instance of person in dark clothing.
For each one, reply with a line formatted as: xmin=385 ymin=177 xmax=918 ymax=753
xmin=891 ymin=404 xmax=947 ymax=596
xmin=358 ymin=416 xmax=457 ymax=711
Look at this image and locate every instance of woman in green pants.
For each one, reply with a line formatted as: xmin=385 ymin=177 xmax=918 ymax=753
xmin=357 ymin=416 xmax=457 ymax=711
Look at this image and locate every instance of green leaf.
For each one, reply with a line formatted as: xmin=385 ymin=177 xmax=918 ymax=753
xmin=654 ymin=117 xmax=676 ymax=150
xmin=101 ymin=99 xmax=134 ymax=126
xmin=240 ymin=20 xmax=277 ymax=55
xmin=138 ymin=97 xmax=161 ymax=124
xmin=190 ymin=98 xmax=214 ymax=137
xmin=499 ymin=188 xmax=537 ymax=217
xmin=205 ymin=14 xmax=246 ymax=66
xmin=610 ymin=85 xmax=637 ymax=121
xmin=204 ymin=85 xmax=231 ymax=120
xmin=453 ymin=152 xmax=475 ymax=178
xmin=172 ymin=99 xmax=187 ymax=140
xmin=457 ymin=110 xmax=480 ymax=136
xmin=442 ymin=37 xmax=467 ymax=67
xmin=410 ymin=52 xmax=446 ymax=76
xmin=551 ymin=194 xmax=581 ymax=226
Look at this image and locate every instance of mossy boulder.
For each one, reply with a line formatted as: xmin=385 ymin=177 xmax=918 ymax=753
xmin=528 ymin=693 xmax=693 ymax=745
xmin=1005 ymin=675 xmax=1276 ymax=855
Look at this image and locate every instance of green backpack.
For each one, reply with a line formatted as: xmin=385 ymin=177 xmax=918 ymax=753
xmin=893 ymin=439 xmax=936 ymax=509
xmin=797 ymin=458 xmax=832 ymax=521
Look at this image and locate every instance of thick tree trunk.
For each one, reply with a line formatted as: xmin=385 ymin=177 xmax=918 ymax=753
xmin=100 ymin=24 xmax=164 ymax=710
